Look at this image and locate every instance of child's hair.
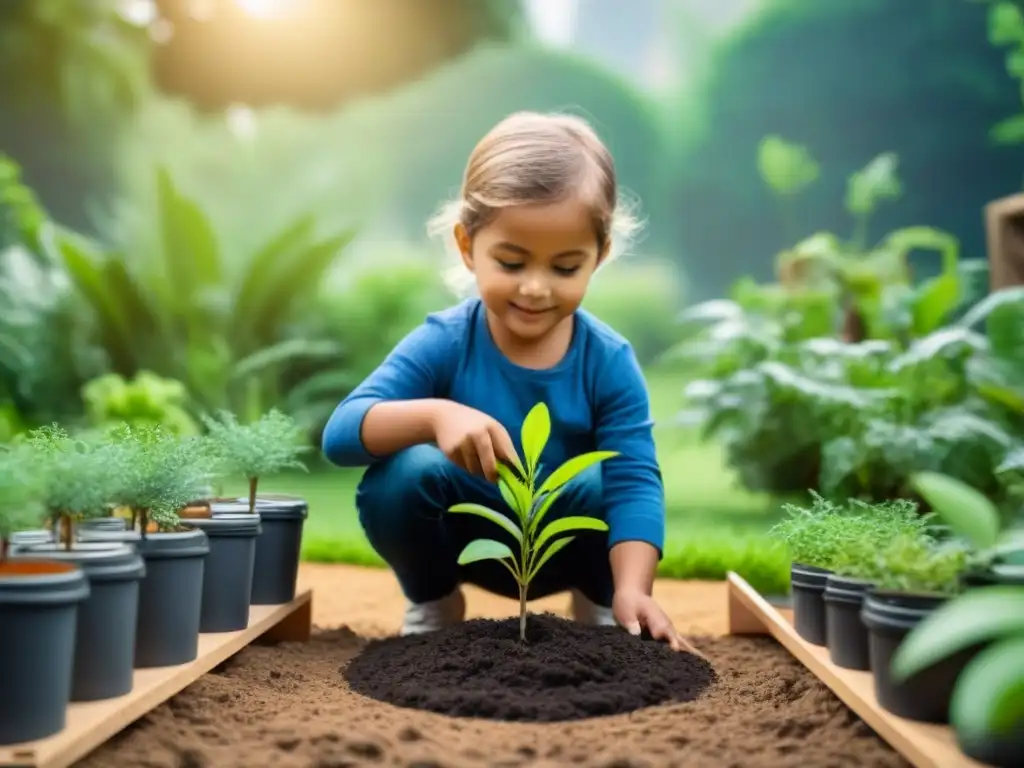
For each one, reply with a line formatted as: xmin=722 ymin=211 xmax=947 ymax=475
xmin=427 ymin=111 xmax=642 ymax=296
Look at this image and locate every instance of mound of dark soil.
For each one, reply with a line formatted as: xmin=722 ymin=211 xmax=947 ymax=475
xmin=342 ymin=612 xmax=717 ymax=721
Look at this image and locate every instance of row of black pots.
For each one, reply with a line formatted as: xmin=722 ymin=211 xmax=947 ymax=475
xmin=791 ymin=561 xmax=1023 ymax=767
xmin=0 ymin=495 xmax=307 ymax=746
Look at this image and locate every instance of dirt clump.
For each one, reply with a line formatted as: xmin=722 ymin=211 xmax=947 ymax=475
xmin=79 ymin=626 xmax=908 ymax=768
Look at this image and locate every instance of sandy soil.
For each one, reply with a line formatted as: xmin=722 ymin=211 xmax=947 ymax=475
xmin=77 ymin=565 xmax=906 ymax=768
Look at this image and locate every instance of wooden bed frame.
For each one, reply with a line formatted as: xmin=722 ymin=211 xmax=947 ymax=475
xmin=0 ymin=590 xmax=313 ymax=768
xmin=726 ymin=573 xmax=986 ymax=768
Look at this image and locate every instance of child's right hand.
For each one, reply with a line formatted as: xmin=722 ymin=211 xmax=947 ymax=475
xmin=430 ymin=401 xmax=519 ymax=483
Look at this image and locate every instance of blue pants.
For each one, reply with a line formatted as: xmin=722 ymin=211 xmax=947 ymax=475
xmin=355 ymin=444 xmax=614 ymax=607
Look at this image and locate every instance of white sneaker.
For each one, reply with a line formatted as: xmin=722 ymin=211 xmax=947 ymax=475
xmin=400 ymin=587 xmax=466 ymax=635
xmin=571 ymin=589 xmax=617 ymax=626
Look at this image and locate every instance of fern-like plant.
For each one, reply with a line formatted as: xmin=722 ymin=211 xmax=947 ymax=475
xmin=23 ymin=425 xmax=119 ymax=549
xmin=200 ymin=409 xmax=309 ymax=515
xmin=448 ymin=402 xmax=618 ymax=642
xmin=106 ymin=424 xmax=207 ymax=536
xmin=0 ymin=444 xmax=46 ymax=562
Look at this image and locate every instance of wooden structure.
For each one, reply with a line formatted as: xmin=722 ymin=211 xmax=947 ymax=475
xmin=985 ymin=192 xmax=1024 ymax=290
xmin=726 ymin=573 xmax=986 ymax=768
xmin=0 ymin=590 xmax=313 ymax=768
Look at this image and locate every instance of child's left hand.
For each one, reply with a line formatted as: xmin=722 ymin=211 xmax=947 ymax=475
xmin=613 ymin=588 xmax=708 ymax=659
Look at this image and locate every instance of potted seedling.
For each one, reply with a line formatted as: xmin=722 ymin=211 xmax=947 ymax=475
xmin=768 ymin=493 xmax=858 ymax=646
xmin=13 ymin=426 xmax=148 ymax=703
xmin=201 ymin=408 xmax=310 ymax=605
xmin=108 ymin=424 xmax=211 ymax=668
xmin=0 ymin=442 xmax=90 ymax=744
xmin=447 ymin=402 xmax=618 ymax=642
xmin=822 ymin=498 xmax=932 ymax=671
xmin=857 ymin=533 xmax=969 ymax=723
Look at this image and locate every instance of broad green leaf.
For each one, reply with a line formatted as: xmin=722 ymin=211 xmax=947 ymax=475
xmin=756 ymin=135 xmax=819 ymax=197
xmin=536 ymin=451 xmax=619 ymax=497
xmin=495 ymin=463 xmax=531 ymax=522
xmin=958 ymin=286 xmax=1024 ymax=330
xmin=520 ymin=402 xmax=550 ymax=475
xmin=910 ymin=472 xmax=1001 ymax=551
xmin=950 ymin=636 xmax=1024 ymax=740
xmin=448 ymin=503 xmax=522 ymax=543
xmin=157 ymin=166 xmax=222 ymax=294
xmin=528 ymin=488 xmax=564 ymax=537
xmin=891 ymin=587 xmax=1024 ymax=681
xmin=497 ymin=478 xmax=519 ymax=518
xmin=533 ymin=515 xmax=608 ymax=553
xmin=911 ymin=274 xmax=961 ymax=337
xmin=528 ymin=535 xmax=575 ymax=581
xmin=457 ymin=538 xmax=515 ymax=566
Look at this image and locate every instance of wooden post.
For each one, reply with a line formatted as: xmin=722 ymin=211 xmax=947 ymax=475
xmin=985 ymin=192 xmax=1024 ymax=290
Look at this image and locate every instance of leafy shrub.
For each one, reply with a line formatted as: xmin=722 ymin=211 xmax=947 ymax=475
xmin=672 ymin=0 xmax=1024 ymax=298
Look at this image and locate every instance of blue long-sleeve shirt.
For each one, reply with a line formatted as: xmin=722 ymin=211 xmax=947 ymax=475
xmin=321 ymin=297 xmax=665 ymax=555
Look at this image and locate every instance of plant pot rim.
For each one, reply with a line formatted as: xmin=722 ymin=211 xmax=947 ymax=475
xmin=866 ymin=587 xmax=952 ymax=602
xmin=17 ymin=541 xmax=135 ymax=562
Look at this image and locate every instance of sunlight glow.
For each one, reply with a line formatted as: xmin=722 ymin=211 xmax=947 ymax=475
xmin=234 ymin=0 xmax=297 ymax=19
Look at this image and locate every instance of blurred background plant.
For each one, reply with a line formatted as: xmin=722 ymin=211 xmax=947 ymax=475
xmin=3 ymin=0 xmax=1024 ymax=594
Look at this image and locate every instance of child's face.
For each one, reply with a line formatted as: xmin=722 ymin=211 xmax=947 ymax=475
xmin=455 ymin=197 xmax=606 ymax=343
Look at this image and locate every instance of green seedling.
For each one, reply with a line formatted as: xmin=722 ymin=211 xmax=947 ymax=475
xmin=200 ymin=409 xmax=309 ymax=514
xmin=0 ymin=444 xmax=46 ymax=562
xmin=448 ymin=402 xmax=618 ymax=642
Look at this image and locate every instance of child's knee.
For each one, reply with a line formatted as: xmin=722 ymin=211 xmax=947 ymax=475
xmin=355 ymin=445 xmax=452 ymax=529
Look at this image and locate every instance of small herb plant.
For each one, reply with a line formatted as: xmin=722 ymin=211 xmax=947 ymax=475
xmin=768 ymin=492 xmax=932 ymax=571
xmin=106 ymin=424 xmax=206 ymax=536
xmin=448 ymin=402 xmax=618 ymax=642
xmin=840 ymin=534 xmax=968 ymax=596
xmin=24 ymin=425 xmax=118 ymax=550
xmin=200 ymin=409 xmax=309 ymax=515
xmin=0 ymin=444 xmax=46 ymax=562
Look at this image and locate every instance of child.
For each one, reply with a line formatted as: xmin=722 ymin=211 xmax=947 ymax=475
xmin=322 ymin=111 xmax=699 ymax=655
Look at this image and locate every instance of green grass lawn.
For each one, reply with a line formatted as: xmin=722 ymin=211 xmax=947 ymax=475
xmin=231 ymin=367 xmax=792 ymax=595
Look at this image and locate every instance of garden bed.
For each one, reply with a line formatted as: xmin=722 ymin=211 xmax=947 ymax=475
xmin=73 ymin=566 xmax=907 ymax=768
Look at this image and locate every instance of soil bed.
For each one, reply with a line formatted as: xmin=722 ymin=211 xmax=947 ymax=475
xmin=343 ymin=613 xmax=717 ymax=721
xmin=80 ymin=629 xmax=908 ymax=768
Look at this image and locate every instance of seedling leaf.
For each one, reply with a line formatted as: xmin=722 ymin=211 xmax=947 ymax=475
xmin=536 ymin=451 xmax=619 ymax=497
xmin=528 ymin=488 xmax=563 ymax=536
xmin=497 ymin=479 xmax=519 ymax=517
xmin=457 ymin=538 xmax=516 ymax=566
xmin=534 ymin=515 xmax=609 ymax=553
xmin=449 ymin=503 xmax=523 ymax=543
xmin=528 ymin=535 xmax=575 ymax=581
xmin=496 ymin=463 xmax=531 ymax=522
xmin=520 ymin=402 xmax=550 ymax=476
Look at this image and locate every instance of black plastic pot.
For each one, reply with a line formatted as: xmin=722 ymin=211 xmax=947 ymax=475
xmin=17 ymin=542 xmax=146 ymax=701
xmin=861 ymin=590 xmax=977 ymax=723
xmin=78 ymin=517 xmax=127 ymax=533
xmin=224 ymin=495 xmax=308 ymax=604
xmin=791 ymin=563 xmax=831 ymax=646
xmin=961 ymin=563 xmax=1024 ymax=589
xmin=134 ymin=527 xmax=209 ymax=668
xmin=958 ymin=729 xmax=1024 ymax=768
xmin=823 ymin=574 xmax=874 ymax=671
xmin=0 ymin=558 xmax=90 ymax=744
xmin=78 ymin=528 xmax=141 ymax=546
xmin=186 ymin=513 xmax=261 ymax=632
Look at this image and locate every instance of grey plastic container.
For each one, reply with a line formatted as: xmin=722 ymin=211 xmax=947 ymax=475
xmin=17 ymin=542 xmax=146 ymax=701
xmin=186 ymin=513 xmax=261 ymax=632
xmin=78 ymin=517 xmax=127 ymax=532
xmin=134 ymin=527 xmax=209 ymax=668
xmin=0 ymin=558 xmax=90 ymax=744
xmin=224 ymin=495 xmax=308 ymax=604
xmin=9 ymin=529 xmax=54 ymax=554
xmin=78 ymin=528 xmax=141 ymax=546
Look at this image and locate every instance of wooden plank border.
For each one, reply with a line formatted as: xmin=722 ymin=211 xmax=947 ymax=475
xmin=726 ymin=573 xmax=984 ymax=768
xmin=0 ymin=589 xmax=313 ymax=768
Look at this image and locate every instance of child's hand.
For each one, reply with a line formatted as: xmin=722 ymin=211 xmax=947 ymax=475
xmin=431 ymin=401 xmax=519 ymax=483
xmin=613 ymin=588 xmax=708 ymax=659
